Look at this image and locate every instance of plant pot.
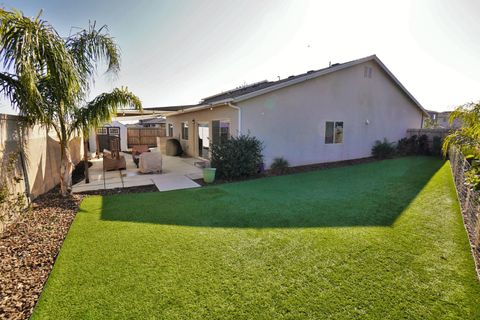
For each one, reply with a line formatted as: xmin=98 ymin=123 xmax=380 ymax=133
xmin=203 ymin=168 xmax=216 ymax=183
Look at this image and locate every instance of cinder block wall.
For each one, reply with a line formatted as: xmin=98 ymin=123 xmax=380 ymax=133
xmin=406 ymin=128 xmax=450 ymax=148
xmin=0 ymin=114 xmax=83 ymax=199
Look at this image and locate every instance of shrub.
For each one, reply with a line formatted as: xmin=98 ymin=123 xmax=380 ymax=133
xmin=372 ymin=138 xmax=395 ymax=159
xmin=417 ymin=134 xmax=430 ymax=155
xmin=431 ymin=136 xmax=443 ymax=156
xmin=270 ymin=157 xmax=289 ymax=175
xmin=397 ymin=134 xmax=433 ymax=156
xmin=210 ymin=134 xmax=263 ymax=180
xmin=397 ymin=135 xmax=417 ymax=155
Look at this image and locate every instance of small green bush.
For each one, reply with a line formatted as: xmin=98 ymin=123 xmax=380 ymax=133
xmin=372 ymin=138 xmax=395 ymax=159
xmin=397 ymin=134 xmax=430 ymax=156
xmin=431 ymin=136 xmax=443 ymax=156
xmin=270 ymin=157 xmax=289 ymax=175
xmin=210 ymin=134 xmax=263 ymax=180
xmin=397 ymin=135 xmax=417 ymax=155
xmin=417 ymin=134 xmax=430 ymax=155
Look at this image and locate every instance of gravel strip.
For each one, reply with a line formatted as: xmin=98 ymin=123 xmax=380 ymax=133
xmin=0 ymin=190 xmax=82 ymax=320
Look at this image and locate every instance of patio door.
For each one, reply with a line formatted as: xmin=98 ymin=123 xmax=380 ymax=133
xmin=197 ymin=122 xmax=210 ymax=159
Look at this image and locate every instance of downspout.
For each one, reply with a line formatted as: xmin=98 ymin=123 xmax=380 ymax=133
xmin=226 ymin=102 xmax=242 ymax=135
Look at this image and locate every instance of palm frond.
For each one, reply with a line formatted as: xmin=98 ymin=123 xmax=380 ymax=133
xmin=0 ymin=9 xmax=81 ymax=119
xmin=71 ymin=87 xmax=141 ymax=138
xmin=443 ymin=102 xmax=480 ymax=156
xmin=66 ymin=21 xmax=120 ymax=92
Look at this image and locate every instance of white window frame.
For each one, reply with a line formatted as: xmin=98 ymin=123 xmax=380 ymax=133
xmin=325 ymin=121 xmax=344 ymax=144
xmin=181 ymin=121 xmax=189 ymax=140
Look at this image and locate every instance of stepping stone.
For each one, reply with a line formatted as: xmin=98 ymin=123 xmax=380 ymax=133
xmin=151 ymin=174 xmax=200 ymax=192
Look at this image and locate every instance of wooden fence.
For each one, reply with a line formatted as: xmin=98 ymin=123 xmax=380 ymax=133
xmin=127 ymin=127 xmax=166 ymax=148
xmin=449 ymin=147 xmax=480 ymax=272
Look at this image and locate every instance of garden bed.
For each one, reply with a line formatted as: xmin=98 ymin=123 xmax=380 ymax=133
xmin=0 ymin=189 xmax=82 ymax=320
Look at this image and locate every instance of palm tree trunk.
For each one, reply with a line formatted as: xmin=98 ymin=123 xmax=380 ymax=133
xmin=60 ymin=142 xmax=73 ymax=196
xmin=83 ymin=137 xmax=90 ymax=184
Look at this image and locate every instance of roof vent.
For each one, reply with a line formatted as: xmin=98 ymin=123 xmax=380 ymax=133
xmin=288 ymin=75 xmax=295 ymax=79
xmin=331 ymin=63 xmax=340 ymax=67
xmin=307 ymin=70 xmax=315 ymax=74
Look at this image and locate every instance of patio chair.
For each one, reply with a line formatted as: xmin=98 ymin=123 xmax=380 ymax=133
xmin=131 ymin=144 xmax=150 ymax=168
xmin=139 ymin=150 xmax=162 ymax=174
xmin=103 ymin=150 xmax=126 ymax=171
xmin=103 ymin=137 xmax=126 ymax=171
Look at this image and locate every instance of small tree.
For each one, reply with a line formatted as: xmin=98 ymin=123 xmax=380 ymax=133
xmin=0 ymin=10 xmax=142 ymax=195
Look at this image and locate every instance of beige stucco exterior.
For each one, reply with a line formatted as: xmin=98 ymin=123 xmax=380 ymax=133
xmin=166 ymin=105 xmax=238 ymax=157
xmin=240 ymin=61 xmax=423 ymax=166
xmin=166 ymin=60 xmax=424 ymax=167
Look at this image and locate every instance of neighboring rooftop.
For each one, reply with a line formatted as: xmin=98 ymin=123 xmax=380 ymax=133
xmin=139 ymin=117 xmax=166 ymax=125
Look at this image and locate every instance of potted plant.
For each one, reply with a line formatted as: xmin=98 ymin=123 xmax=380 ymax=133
xmin=203 ymin=163 xmax=216 ymax=183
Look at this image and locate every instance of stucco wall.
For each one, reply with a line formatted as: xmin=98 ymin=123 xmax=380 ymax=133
xmin=0 ymin=114 xmax=83 ymax=199
xmin=166 ymin=106 xmax=238 ymax=157
xmin=240 ymin=61 xmax=424 ymax=167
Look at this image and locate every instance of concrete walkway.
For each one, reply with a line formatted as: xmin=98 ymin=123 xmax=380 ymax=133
xmin=72 ymin=153 xmax=203 ymax=193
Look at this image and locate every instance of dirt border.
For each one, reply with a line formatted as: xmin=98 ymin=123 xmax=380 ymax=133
xmin=0 ymin=189 xmax=83 ymax=320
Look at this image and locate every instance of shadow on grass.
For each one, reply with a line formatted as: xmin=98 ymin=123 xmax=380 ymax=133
xmin=97 ymin=157 xmax=445 ymax=228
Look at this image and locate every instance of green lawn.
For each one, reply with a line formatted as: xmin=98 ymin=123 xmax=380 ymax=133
xmin=33 ymin=157 xmax=480 ymax=319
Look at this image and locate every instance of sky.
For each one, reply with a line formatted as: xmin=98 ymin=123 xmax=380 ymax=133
xmin=0 ymin=0 xmax=479 ymax=114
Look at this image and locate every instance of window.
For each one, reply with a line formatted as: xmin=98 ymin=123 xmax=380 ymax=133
xmin=325 ymin=121 xmax=343 ymax=144
xmin=167 ymin=123 xmax=173 ymax=137
xmin=212 ymin=120 xmax=230 ymax=145
xmin=364 ymin=66 xmax=372 ymax=78
xmin=181 ymin=122 xmax=189 ymax=140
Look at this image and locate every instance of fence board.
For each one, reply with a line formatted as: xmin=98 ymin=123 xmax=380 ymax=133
xmin=127 ymin=127 xmax=166 ymax=148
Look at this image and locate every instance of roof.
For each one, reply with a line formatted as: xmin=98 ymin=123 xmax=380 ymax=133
xmin=200 ymin=69 xmax=332 ymax=104
xmin=143 ymin=104 xmax=200 ymax=112
xmin=427 ymin=110 xmax=452 ymax=115
xmin=200 ymin=55 xmax=428 ymax=116
xmin=139 ymin=117 xmax=166 ymax=125
xmin=148 ymin=55 xmax=427 ymax=117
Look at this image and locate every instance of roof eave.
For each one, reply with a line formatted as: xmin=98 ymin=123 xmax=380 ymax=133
xmin=166 ymin=100 xmax=234 ymax=117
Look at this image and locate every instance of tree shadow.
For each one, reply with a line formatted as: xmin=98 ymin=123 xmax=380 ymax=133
xmin=98 ymin=157 xmax=445 ymax=228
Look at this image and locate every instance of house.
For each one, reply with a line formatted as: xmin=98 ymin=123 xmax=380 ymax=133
xmin=150 ymin=55 xmax=427 ymax=167
xmin=426 ymin=110 xmax=461 ymax=129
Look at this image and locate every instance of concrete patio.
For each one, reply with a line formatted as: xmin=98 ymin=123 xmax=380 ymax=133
xmin=72 ymin=153 xmax=203 ymax=193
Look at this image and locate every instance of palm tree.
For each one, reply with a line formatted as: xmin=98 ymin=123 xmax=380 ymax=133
xmin=442 ymin=102 xmax=480 ymax=156
xmin=0 ymin=9 xmax=142 ymax=195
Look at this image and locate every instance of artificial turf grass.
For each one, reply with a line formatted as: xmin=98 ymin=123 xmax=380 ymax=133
xmin=33 ymin=157 xmax=480 ymax=319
